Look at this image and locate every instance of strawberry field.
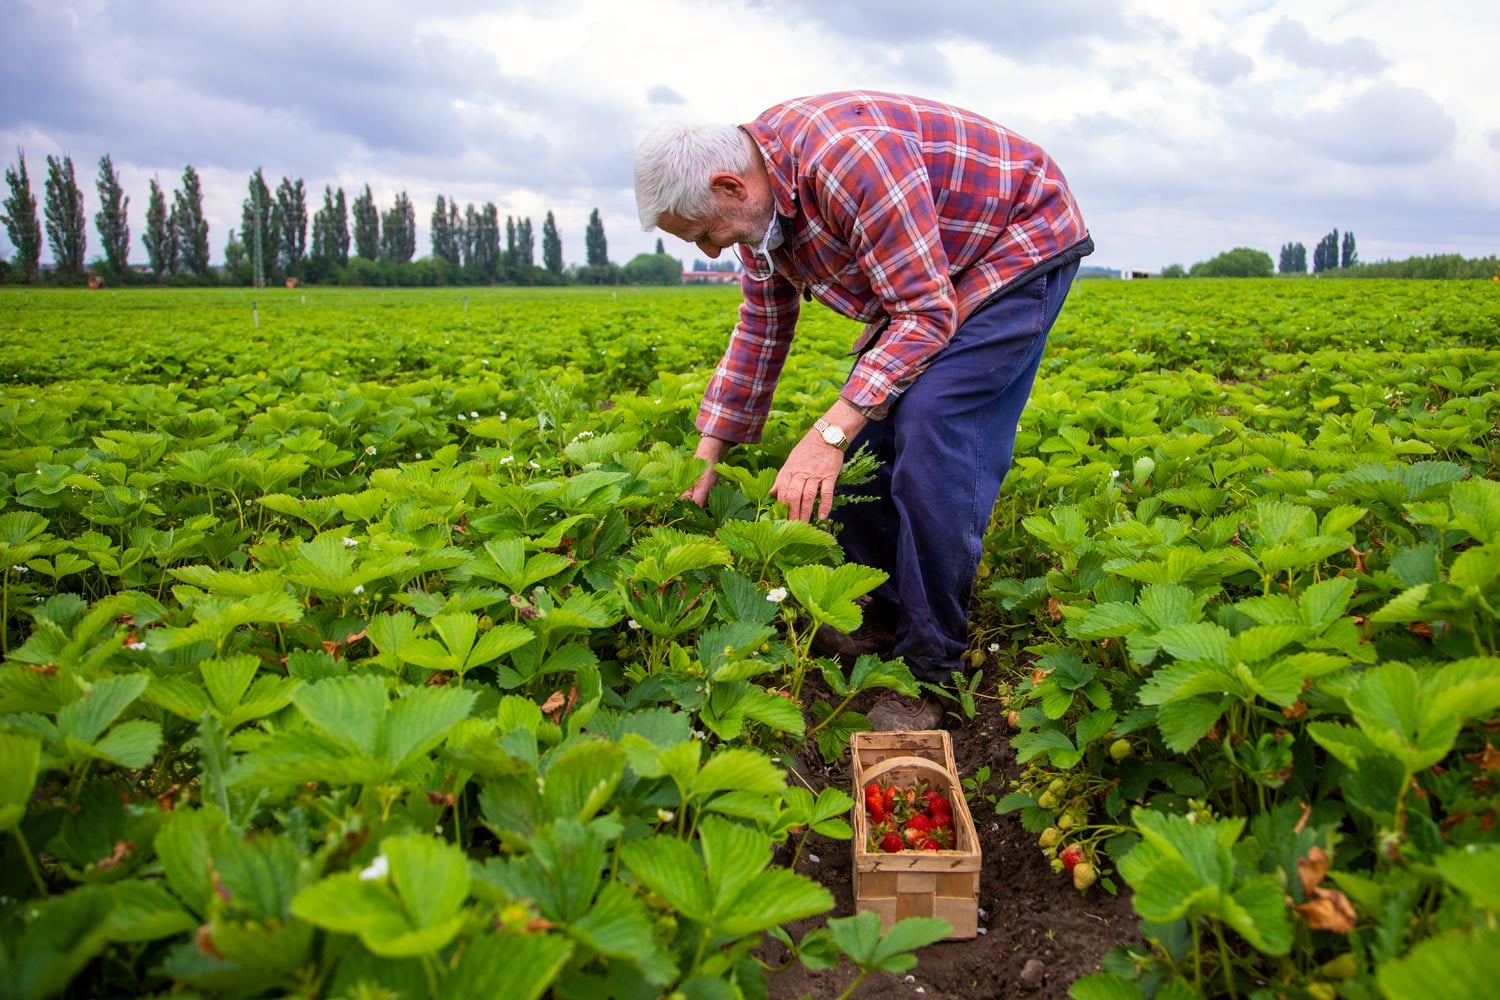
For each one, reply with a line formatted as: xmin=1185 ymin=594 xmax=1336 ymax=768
xmin=1 ymin=279 xmax=1497 ymax=1000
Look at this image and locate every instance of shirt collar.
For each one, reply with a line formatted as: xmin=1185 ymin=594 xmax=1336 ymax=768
xmin=740 ymin=122 xmax=798 ymax=220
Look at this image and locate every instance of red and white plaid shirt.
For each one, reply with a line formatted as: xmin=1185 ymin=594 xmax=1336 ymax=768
xmin=697 ymin=91 xmax=1092 ymax=443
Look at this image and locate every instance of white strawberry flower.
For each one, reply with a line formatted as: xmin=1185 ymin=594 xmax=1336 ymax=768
xmin=358 ymin=854 xmax=389 ymax=881
xmin=766 ymin=587 xmax=788 ymax=603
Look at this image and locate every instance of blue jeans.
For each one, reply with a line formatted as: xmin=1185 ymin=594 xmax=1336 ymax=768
xmin=832 ymin=261 xmax=1078 ymax=684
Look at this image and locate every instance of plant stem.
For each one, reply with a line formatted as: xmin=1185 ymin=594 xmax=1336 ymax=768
xmin=805 ymin=692 xmax=859 ymax=740
xmin=833 ymin=970 xmax=870 ymax=1000
xmin=13 ymin=828 xmax=49 ymax=897
xmin=1212 ymin=920 xmax=1239 ymax=1000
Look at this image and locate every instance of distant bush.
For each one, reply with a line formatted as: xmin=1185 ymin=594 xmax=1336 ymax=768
xmin=1190 ymin=247 xmax=1274 ymax=278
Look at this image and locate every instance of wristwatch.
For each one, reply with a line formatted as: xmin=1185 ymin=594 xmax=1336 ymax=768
xmin=813 ymin=418 xmax=849 ymax=451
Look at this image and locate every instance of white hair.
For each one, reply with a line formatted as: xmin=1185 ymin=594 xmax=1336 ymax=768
xmin=633 ymin=123 xmax=752 ymax=230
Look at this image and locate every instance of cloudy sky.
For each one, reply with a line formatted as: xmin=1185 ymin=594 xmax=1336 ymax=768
xmin=2 ymin=0 xmax=1497 ymax=272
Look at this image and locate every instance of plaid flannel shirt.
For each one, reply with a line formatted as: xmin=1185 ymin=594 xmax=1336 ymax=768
xmin=697 ymin=91 xmax=1092 ymax=443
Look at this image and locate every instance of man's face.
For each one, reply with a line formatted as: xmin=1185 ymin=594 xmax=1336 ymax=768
xmin=656 ymin=183 xmax=772 ymax=259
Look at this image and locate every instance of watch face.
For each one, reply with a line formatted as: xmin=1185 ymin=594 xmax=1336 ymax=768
xmin=821 ymin=426 xmax=844 ymax=447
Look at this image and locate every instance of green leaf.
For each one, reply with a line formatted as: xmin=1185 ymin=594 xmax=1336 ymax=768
xmin=1155 ymin=623 xmax=1230 ymax=665
xmin=867 ymin=915 xmax=953 ymax=972
xmin=1155 ymin=697 xmax=1228 ymax=753
xmin=716 ymin=867 xmax=834 ymax=937
xmin=1068 ymin=973 xmax=1145 ymax=1000
xmin=382 ymin=684 xmax=477 ymax=768
xmin=542 ymin=739 xmax=626 ymax=823
xmin=0 ymin=732 xmax=41 ymax=832
xmin=293 ymin=674 xmax=386 ymax=755
xmin=620 ymin=836 xmax=712 ymax=924
xmin=1377 ymin=928 xmax=1500 ymax=1000
xmin=439 ymin=933 xmax=575 ymax=1000
xmin=88 ymin=718 xmax=162 ymax=769
xmin=1434 ymin=844 xmax=1500 ymax=910
xmin=784 ymin=562 xmax=888 ymax=633
xmin=57 ymin=673 xmax=148 ymax=744
xmin=386 ymin=833 xmax=470 ymax=942
xmin=106 ymin=879 xmax=198 ymax=943
xmin=691 ymin=747 xmax=786 ymax=798
xmin=201 ymin=654 xmax=261 ymax=714
xmin=2 ymin=886 xmax=115 ymax=1000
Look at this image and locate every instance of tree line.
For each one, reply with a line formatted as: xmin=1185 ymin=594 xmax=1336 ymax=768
xmin=1 ymin=150 xmax=685 ymax=288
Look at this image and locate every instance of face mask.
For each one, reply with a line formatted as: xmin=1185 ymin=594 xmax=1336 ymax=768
xmin=744 ymin=213 xmax=786 ymax=281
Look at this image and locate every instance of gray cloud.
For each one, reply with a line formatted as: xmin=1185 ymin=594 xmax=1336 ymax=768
xmin=750 ymin=0 xmax=1140 ymax=60
xmin=1189 ymin=44 xmax=1254 ymax=87
xmin=647 ymin=85 xmax=687 ymax=105
xmin=1264 ymin=18 xmax=1387 ymax=75
xmin=1244 ymin=82 xmax=1456 ymax=167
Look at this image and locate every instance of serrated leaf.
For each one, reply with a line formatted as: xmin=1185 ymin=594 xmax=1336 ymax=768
xmin=785 ymin=562 xmax=888 ymax=633
xmin=0 ymin=732 xmax=42 ymax=833
xmin=542 ymin=739 xmax=626 ymax=822
xmin=439 ymin=933 xmax=575 ymax=1000
xmin=58 ymin=674 xmax=148 ymax=744
xmin=382 ymin=685 xmax=477 ymax=767
xmin=89 ymin=719 xmax=162 ymax=768
xmin=292 ymin=674 xmax=386 ymax=755
xmin=620 ymin=836 xmax=712 ymax=924
xmin=692 ymin=747 xmax=786 ymax=798
xmin=1377 ymin=927 xmax=1500 ymax=1000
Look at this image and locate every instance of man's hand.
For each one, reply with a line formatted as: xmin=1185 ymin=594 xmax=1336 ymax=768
xmin=772 ymin=400 xmax=869 ymax=521
xmin=773 ymin=431 xmax=845 ymax=521
xmin=684 ymin=435 xmax=732 ymax=507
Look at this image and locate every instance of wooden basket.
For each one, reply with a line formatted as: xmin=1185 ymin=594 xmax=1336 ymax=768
xmin=850 ymin=730 xmax=980 ymax=939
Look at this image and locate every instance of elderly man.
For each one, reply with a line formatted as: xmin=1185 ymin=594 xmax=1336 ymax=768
xmin=634 ymin=91 xmax=1092 ymax=730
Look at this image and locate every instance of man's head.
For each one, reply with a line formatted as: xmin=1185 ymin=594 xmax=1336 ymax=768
xmin=634 ymin=123 xmax=773 ymax=259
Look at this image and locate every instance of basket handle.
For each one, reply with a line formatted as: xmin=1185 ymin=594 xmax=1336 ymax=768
xmin=859 ymin=754 xmax=956 ymax=790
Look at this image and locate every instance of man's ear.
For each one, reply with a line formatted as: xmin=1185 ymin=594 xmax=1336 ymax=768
xmin=708 ymin=172 xmax=749 ymax=202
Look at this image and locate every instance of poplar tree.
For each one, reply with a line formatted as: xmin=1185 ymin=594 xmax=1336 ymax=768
xmin=311 ymin=185 xmax=350 ymax=268
xmin=44 ymin=154 xmax=87 ymax=279
xmin=2 ymin=150 xmax=43 ymax=283
xmin=541 ymin=210 xmax=563 ymax=275
xmin=431 ymin=194 xmax=458 ymax=265
xmin=241 ymin=169 xmax=282 ymax=281
xmin=461 ymin=204 xmax=479 ymax=270
xmin=476 ymin=202 xmax=500 ymax=281
xmin=352 ymin=184 xmax=379 ymax=260
xmin=94 ymin=154 xmax=131 ymax=280
xmin=380 ymin=191 xmax=415 ymax=263
xmin=174 ymin=165 xmax=211 ymax=276
xmin=1340 ymin=231 xmax=1358 ymax=269
xmin=518 ymin=217 xmax=535 ymax=269
xmin=143 ymin=177 xmax=172 ymax=279
xmin=1278 ymin=241 xmax=1306 ymax=275
xmin=333 ymin=187 xmax=350 ymax=265
xmin=276 ymin=177 xmax=307 ymax=274
xmin=504 ymin=216 xmax=517 ymax=278
xmin=584 ymin=208 xmax=608 ymax=266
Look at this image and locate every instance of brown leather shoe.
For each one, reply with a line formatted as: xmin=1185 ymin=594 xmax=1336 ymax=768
xmin=809 ymin=620 xmax=896 ymax=663
xmin=867 ymin=692 xmax=945 ymax=731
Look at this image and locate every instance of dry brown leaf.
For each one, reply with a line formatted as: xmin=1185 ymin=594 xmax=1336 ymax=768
xmin=1295 ymin=890 xmax=1358 ymax=934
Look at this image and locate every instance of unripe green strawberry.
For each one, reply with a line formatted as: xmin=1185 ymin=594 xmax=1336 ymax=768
xmin=1057 ymin=811 xmax=1077 ymax=830
xmin=1319 ymin=954 xmax=1356 ymax=981
xmin=1037 ymin=790 xmax=1058 ymax=811
xmin=1072 ymin=861 xmax=1097 ymax=890
xmin=1038 ymin=827 xmax=1062 ymax=849
xmin=1109 ymin=738 xmax=1133 ymax=760
xmin=1046 ymin=778 xmax=1068 ymax=798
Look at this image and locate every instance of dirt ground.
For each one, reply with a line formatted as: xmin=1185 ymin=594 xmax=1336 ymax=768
xmin=762 ymin=668 xmax=1139 ymax=1000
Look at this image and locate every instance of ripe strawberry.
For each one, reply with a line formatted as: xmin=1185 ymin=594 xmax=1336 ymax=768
xmin=1059 ymin=844 xmax=1085 ymax=873
xmin=924 ymin=789 xmax=951 ymax=813
xmin=1072 ymin=861 xmax=1097 ymax=890
xmin=880 ymin=832 xmax=905 ymax=853
xmin=920 ymin=838 xmax=944 ymax=851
